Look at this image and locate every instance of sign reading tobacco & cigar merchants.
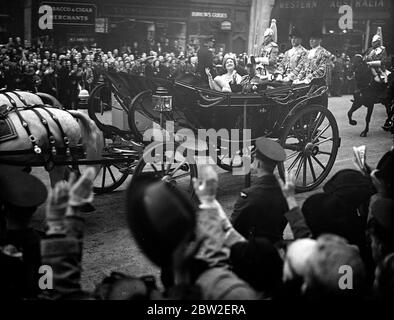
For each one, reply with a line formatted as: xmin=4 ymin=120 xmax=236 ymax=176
xmin=42 ymin=2 xmax=96 ymax=25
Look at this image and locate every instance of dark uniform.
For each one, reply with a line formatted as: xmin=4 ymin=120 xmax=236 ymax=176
xmin=0 ymin=165 xmax=48 ymax=300
xmin=230 ymin=138 xmax=288 ymax=244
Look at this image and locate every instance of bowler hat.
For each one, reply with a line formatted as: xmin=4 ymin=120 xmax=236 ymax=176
xmin=125 ymin=175 xmax=196 ymax=267
xmin=0 ymin=165 xmax=47 ymax=208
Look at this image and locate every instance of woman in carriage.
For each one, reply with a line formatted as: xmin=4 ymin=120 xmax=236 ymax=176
xmin=205 ymin=54 xmax=242 ymax=93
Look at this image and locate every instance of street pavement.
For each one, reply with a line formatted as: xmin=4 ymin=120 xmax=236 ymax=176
xmin=30 ymin=95 xmax=393 ymax=291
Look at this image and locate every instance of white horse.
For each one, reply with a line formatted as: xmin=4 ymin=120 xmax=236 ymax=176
xmin=0 ymin=91 xmax=103 ymax=187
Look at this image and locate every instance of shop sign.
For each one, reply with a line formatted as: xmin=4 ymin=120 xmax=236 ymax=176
xmin=191 ymin=11 xmax=228 ymax=19
xmin=221 ymin=21 xmax=232 ymax=30
xmin=42 ymin=2 xmax=96 ymax=25
xmin=103 ymin=5 xmax=188 ymax=19
xmin=329 ymin=0 xmax=386 ymax=9
xmin=279 ymin=0 xmax=318 ymax=9
xmin=67 ymin=35 xmax=95 ymax=43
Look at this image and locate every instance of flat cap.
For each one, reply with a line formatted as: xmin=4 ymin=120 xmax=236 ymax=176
xmin=0 ymin=165 xmax=47 ymax=208
xmin=255 ymin=137 xmax=286 ymax=162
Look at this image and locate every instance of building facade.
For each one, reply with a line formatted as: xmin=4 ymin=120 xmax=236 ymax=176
xmin=13 ymin=0 xmax=251 ymax=53
xmin=271 ymin=0 xmax=393 ymax=56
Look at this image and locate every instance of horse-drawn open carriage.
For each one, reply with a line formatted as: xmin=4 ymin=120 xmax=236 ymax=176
xmin=86 ymin=71 xmax=341 ymax=193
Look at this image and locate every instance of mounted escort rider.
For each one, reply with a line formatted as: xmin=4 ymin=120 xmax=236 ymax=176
xmin=364 ymin=28 xmax=389 ymax=84
xmin=255 ymin=19 xmax=279 ymax=80
xmin=275 ymin=28 xmax=307 ymax=82
xmin=284 ymin=30 xmax=331 ymax=85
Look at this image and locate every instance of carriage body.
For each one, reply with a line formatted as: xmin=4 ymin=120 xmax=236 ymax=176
xmin=88 ymin=72 xmax=338 ymax=193
xmin=98 ymin=72 xmax=328 ymax=141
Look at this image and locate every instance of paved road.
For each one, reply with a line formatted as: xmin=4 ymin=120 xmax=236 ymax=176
xmin=30 ymin=95 xmax=393 ymax=291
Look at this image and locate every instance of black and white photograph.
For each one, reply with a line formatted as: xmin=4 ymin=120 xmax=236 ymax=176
xmin=0 ymin=0 xmax=394 ymax=309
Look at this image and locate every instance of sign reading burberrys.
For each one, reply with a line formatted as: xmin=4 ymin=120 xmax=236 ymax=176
xmin=41 ymin=2 xmax=96 ymax=25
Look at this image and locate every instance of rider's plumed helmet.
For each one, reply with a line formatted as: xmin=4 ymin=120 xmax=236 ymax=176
xmin=263 ymin=19 xmax=278 ymax=43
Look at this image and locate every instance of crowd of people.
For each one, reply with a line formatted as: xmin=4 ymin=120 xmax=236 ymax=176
xmin=0 ymin=136 xmax=393 ymax=300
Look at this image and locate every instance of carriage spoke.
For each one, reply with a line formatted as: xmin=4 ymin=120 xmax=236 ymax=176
xmin=108 ymin=166 xmax=116 ymax=183
xmin=308 ymin=156 xmax=317 ymax=182
xmin=314 ymin=137 xmax=333 ymax=146
xmin=311 ymin=113 xmax=325 ymax=138
xmin=318 ymin=151 xmax=332 ymax=156
xmin=288 ymin=153 xmax=302 ymax=171
xmin=295 ymin=156 xmax=304 ymax=179
xmin=284 ymin=143 xmax=301 ymax=151
xmin=286 ymin=151 xmax=299 ymax=161
xmin=303 ymin=157 xmax=307 ymax=187
xmin=150 ymin=163 xmax=159 ymax=173
xmin=101 ymin=166 xmax=107 ymax=188
xmin=312 ymin=155 xmax=326 ymax=170
xmin=169 ymin=159 xmax=187 ymax=177
xmin=313 ymin=123 xmax=331 ymax=142
xmin=169 ymin=172 xmax=191 ymax=181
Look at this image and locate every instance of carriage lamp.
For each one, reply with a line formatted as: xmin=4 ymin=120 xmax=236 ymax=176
xmin=153 ymin=86 xmax=172 ymax=112
xmin=153 ymin=86 xmax=173 ymax=132
xmin=78 ymin=89 xmax=90 ymax=108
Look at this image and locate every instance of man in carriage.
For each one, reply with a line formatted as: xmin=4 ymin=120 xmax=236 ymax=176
xmin=275 ymin=28 xmax=307 ymax=82
xmin=285 ymin=30 xmax=331 ymax=85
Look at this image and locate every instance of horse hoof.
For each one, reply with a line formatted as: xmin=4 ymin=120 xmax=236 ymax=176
xmin=360 ymin=131 xmax=368 ymax=137
xmin=349 ymin=119 xmax=357 ymax=126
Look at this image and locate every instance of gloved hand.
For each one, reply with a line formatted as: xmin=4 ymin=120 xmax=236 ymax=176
xmin=46 ymin=180 xmax=70 ymax=235
xmin=68 ymin=167 xmax=95 ymax=210
xmin=192 ymin=165 xmax=218 ymax=208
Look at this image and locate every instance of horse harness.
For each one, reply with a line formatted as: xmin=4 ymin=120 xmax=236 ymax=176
xmin=0 ymin=91 xmax=72 ymax=159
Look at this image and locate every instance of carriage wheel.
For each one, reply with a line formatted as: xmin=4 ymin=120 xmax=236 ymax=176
xmin=278 ymin=105 xmax=340 ymax=192
xmin=66 ymin=161 xmax=133 ymax=194
xmin=87 ymin=83 xmax=131 ymax=137
xmin=130 ymin=142 xmax=198 ymax=199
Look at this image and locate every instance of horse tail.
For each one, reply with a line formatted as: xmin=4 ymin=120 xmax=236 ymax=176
xmin=35 ymin=92 xmax=63 ymax=109
xmin=68 ymin=110 xmax=104 ymax=173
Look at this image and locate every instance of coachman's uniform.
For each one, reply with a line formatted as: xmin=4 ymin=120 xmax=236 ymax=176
xmin=290 ymin=45 xmax=331 ymax=82
xmin=276 ymin=45 xmax=307 ymax=77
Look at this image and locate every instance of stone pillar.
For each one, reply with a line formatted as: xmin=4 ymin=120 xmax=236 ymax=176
xmin=24 ymin=0 xmax=32 ymax=45
xmin=248 ymin=0 xmax=276 ymax=55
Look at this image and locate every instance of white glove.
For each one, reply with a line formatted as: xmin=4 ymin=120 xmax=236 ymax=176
xmin=276 ymin=74 xmax=283 ymax=81
xmin=260 ymin=57 xmax=269 ymax=65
